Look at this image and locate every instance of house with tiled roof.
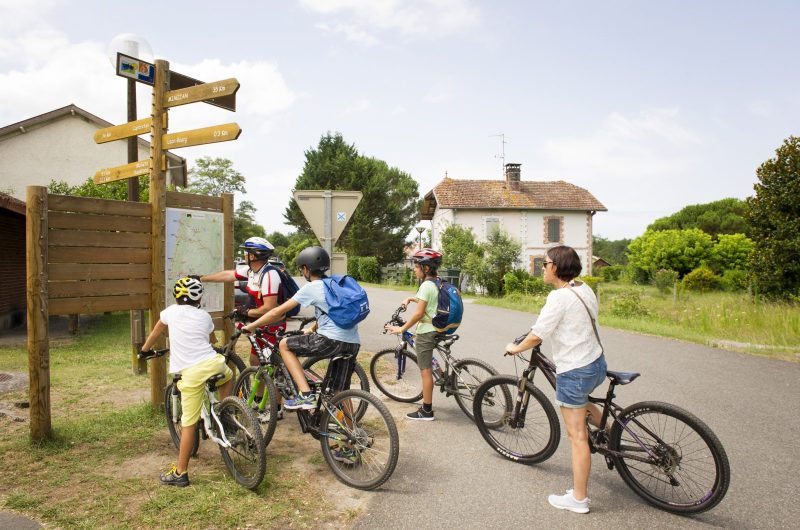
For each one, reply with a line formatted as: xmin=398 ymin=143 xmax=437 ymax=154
xmin=420 ymin=163 xmax=607 ymax=276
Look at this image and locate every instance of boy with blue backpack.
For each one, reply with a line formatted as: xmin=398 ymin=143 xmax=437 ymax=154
xmin=385 ymin=248 xmax=463 ymax=421
xmin=243 ymin=246 xmax=368 ymax=413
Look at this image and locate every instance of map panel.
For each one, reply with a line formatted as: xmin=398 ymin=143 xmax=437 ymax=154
xmin=165 ymin=207 xmax=224 ymax=312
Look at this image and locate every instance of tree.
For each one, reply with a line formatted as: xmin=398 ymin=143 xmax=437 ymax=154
xmin=746 ymin=136 xmax=800 ymax=298
xmin=48 ymin=176 xmax=150 ymax=201
xmin=462 ymin=230 xmax=521 ymax=295
xmin=233 ymin=200 xmax=266 ymax=253
xmin=626 ymin=228 xmax=714 ymax=278
xmin=284 ymin=133 xmax=420 ymax=265
xmin=709 ymin=233 xmax=754 ymax=273
xmin=440 ymin=224 xmax=481 ymax=276
xmin=185 ymin=157 xmax=246 ymax=196
xmin=648 ymin=198 xmax=750 ymax=237
xmin=592 ymin=235 xmax=631 ymax=265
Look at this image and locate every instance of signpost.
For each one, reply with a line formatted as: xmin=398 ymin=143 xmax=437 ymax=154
xmin=162 ymin=123 xmax=241 ymax=150
xmin=293 ymin=190 xmax=362 ymax=275
xmin=163 ymin=78 xmax=240 ymax=108
xmin=93 ymin=159 xmax=151 ymax=184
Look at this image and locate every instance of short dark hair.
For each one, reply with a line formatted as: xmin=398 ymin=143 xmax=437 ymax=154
xmin=547 ymin=245 xmax=582 ymax=282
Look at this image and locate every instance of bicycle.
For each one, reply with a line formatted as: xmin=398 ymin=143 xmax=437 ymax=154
xmin=370 ymin=305 xmax=499 ymax=423
xmin=471 ymin=335 xmax=731 ymax=514
xmin=230 ymin=315 xmax=371 ymax=447
xmin=138 ymin=348 xmax=267 ymax=490
xmin=234 ymin=324 xmax=399 ymax=490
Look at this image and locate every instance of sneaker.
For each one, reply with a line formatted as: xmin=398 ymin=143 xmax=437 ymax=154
xmin=332 ymin=446 xmax=360 ymax=465
xmin=548 ymin=489 xmax=589 ymax=514
xmin=283 ymin=393 xmax=317 ymax=410
xmin=160 ymin=464 xmax=189 ymax=487
xmin=406 ymin=407 xmax=434 ymax=421
xmin=276 ymin=406 xmax=284 ymax=421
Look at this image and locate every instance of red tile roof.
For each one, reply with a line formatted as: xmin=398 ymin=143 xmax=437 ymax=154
xmin=421 ymin=178 xmax=606 ymax=219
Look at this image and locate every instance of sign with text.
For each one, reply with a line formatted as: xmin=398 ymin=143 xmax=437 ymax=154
xmin=163 ymin=78 xmax=240 ymax=108
xmin=94 ymin=116 xmax=162 ymax=144
xmin=162 ymin=123 xmax=241 ymax=150
xmin=170 ymin=71 xmax=237 ymax=112
xmin=93 ymin=159 xmax=151 ymax=184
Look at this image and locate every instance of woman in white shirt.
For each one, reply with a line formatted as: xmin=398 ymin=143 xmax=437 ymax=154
xmin=505 ymin=245 xmax=607 ymax=514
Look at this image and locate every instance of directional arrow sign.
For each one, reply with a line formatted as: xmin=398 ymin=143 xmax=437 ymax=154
xmin=94 ymin=159 xmax=151 ymax=184
xmin=163 ymin=78 xmax=240 ymax=108
xmin=93 ymin=114 xmax=167 ymax=144
xmin=162 ymin=123 xmax=242 ymax=150
xmin=293 ymin=190 xmax=362 ymax=247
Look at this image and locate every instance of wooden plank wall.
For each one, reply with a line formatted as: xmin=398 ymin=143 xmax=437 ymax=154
xmin=46 ymin=195 xmax=152 ymax=315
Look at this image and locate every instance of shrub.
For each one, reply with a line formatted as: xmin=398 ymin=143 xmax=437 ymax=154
xmin=347 ymin=256 xmax=362 ymax=278
xmin=609 ymin=290 xmax=649 ymax=317
xmin=581 ymin=276 xmax=602 ymax=293
xmin=653 ymin=269 xmax=679 ymax=295
xmin=599 ymin=265 xmax=624 ymax=282
xmin=720 ymin=269 xmax=749 ymax=292
xmin=682 ymin=267 xmax=722 ymax=291
xmin=624 ymin=265 xmax=650 ymax=285
xmin=503 ymin=270 xmax=552 ymax=296
xmin=358 ymin=256 xmax=380 ymax=282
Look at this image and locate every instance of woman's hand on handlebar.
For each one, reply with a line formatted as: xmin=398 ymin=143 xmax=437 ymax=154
xmin=385 ymin=324 xmax=404 ymax=335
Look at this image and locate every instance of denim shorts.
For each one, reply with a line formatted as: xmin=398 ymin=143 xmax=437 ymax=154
xmin=555 ymin=354 xmax=607 ymax=408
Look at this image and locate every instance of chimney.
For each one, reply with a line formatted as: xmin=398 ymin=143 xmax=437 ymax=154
xmin=505 ymin=163 xmax=521 ymax=191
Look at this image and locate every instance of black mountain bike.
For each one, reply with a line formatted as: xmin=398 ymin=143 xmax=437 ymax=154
xmin=472 ymin=336 xmax=730 ymax=514
xmin=370 ymin=306 xmax=499 ymax=422
xmin=233 ymin=323 xmax=399 ymax=490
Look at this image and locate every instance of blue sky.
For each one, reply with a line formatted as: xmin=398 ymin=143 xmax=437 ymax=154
xmin=1 ymin=0 xmax=798 ymax=240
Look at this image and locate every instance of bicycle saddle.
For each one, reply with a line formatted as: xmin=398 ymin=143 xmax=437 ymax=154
xmin=434 ymin=334 xmax=459 ymax=346
xmin=606 ymin=370 xmax=640 ymax=385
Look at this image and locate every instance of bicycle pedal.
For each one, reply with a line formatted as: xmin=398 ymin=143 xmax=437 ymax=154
xmin=605 ymin=457 xmax=615 ymax=470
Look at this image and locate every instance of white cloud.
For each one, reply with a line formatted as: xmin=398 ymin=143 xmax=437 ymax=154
xmin=342 ymin=98 xmax=371 ymax=115
xmin=300 ymin=0 xmax=480 ymax=42
xmin=747 ymin=100 xmax=773 ymax=118
xmin=315 ymin=22 xmax=379 ymax=46
xmin=0 ymin=0 xmax=55 ymax=34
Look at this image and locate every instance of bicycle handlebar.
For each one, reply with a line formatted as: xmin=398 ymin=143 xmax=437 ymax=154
xmin=138 ymin=348 xmax=169 ymax=360
xmin=382 ymin=305 xmax=408 ymax=333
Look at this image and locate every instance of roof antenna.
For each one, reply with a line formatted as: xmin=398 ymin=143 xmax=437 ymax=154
xmin=490 ymin=133 xmax=507 ymax=178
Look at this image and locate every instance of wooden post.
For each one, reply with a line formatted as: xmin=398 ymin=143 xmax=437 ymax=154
xmin=222 ymin=193 xmax=234 ymax=342
xmin=27 ymin=186 xmax=51 ymax=441
xmin=149 ymin=59 xmax=169 ymax=406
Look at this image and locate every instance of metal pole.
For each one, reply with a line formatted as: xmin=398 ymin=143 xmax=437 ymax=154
xmin=323 ymin=190 xmax=333 ymax=257
xmin=127 ymin=77 xmax=146 ymax=375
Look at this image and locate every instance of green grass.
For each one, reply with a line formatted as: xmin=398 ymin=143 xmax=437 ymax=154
xmin=0 ymin=313 xmax=351 ymax=529
xmin=474 ymin=284 xmax=800 ymax=361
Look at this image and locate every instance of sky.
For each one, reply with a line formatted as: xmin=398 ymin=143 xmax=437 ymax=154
xmin=1 ymin=0 xmax=798 ymax=240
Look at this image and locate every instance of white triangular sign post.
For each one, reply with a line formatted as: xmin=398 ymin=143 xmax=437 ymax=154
xmin=293 ymin=190 xmax=362 ymax=256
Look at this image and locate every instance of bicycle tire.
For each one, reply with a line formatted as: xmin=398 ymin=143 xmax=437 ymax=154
xmin=216 ymin=396 xmax=266 ymax=490
xmin=163 ymin=382 xmax=199 ymax=457
xmin=233 ymin=367 xmax=279 ymax=448
xmin=609 ymin=401 xmax=730 ymax=514
xmin=302 ymin=357 xmax=370 ymax=421
xmin=370 ymin=348 xmax=423 ymax=403
xmin=450 ymin=358 xmax=500 ymax=423
xmin=473 ymin=375 xmax=560 ymax=464
xmin=319 ymin=389 xmax=399 ymax=490
xmin=226 ymin=349 xmax=247 ymax=378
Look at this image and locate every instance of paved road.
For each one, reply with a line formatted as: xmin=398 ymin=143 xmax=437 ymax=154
xmin=352 ymin=285 xmax=800 ymax=529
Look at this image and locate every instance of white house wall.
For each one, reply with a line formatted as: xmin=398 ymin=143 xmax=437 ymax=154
xmin=0 ymin=114 xmax=180 ymax=199
xmin=431 ymin=208 xmax=594 ymax=275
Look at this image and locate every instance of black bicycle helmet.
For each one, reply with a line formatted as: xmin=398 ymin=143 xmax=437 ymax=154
xmin=295 ymin=246 xmax=330 ymax=273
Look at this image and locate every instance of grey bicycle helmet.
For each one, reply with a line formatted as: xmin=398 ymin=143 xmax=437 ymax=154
xmin=296 ymin=246 xmax=330 ymax=273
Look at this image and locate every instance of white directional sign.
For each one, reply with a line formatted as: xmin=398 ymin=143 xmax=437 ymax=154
xmin=293 ymin=190 xmax=362 ymax=252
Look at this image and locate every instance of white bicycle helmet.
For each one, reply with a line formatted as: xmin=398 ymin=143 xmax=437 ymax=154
xmin=174 ymin=276 xmax=203 ymax=303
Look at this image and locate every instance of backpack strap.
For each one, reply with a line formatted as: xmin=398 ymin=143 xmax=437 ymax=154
xmin=255 ymin=264 xmax=276 ymax=301
xmin=566 ymin=286 xmax=604 ymax=354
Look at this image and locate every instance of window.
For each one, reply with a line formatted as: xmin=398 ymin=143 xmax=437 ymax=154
xmin=532 ymin=257 xmax=544 ymax=277
xmin=544 ymin=216 xmax=563 ymax=243
xmin=485 ymin=217 xmax=500 ymax=238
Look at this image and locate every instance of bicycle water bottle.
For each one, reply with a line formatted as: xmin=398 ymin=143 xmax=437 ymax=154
xmin=431 ymin=358 xmax=445 ymax=380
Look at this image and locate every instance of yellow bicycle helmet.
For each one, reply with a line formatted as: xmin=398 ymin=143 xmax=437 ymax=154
xmin=174 ymin=276 xmax=203 ymax=303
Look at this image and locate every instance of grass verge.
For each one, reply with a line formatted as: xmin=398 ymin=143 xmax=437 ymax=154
xmin=0 ymin=313 xmax=361 ymax=529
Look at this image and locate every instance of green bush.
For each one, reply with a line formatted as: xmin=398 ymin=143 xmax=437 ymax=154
xmin=609 ymin=289 xmax=649 ymax=317
xmin=598 ymin=265 xmax=624 ymax=282
xmin=720 ymin=269 xmax=749 ymax=292
xmin=503 ymin=270 xmax=552 ymax=296
xmin=581 ymin=276 xmax=602 ymax=293
xmin=347 ymin=256 xmax=362 ymax=278
xmin=653 ymin=269 xmax=679 ymax=295
xmin=358 ymin=256 xmax=380 ymax=282
xmin=624 ymin=265 xmax=650 ymax=285
xmin=682 ymin=267 xmax=722 ymax=292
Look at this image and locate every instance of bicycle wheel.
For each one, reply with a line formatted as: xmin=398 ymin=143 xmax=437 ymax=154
xmin=233 ymin=367 xmax=279 ymax=448
xmin=450 ymin=358 xmax=499 ymax=423
xmin=302 ymin=357 xmax=370 ymax=420
xmin=319 ymin=389 xmax=399 ymax=490
xmin=163 ymin=382 xmax=199 ymax=456
xmin=216 ymin=396 xmax=266 ymax=490
xmin=609 ymin=401 xmax=730 ymax=514
xmin=473 ymin=375 xmax=560 ymax=464
xmin=370 ymin=348 xmax=423 ymax=403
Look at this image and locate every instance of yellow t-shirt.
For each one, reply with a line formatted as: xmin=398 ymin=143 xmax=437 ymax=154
xmin=414 ymin=280 xmax=439 ymax=334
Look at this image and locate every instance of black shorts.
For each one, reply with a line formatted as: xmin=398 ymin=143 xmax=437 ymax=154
xmin=285 ymin=333 xmax=360 ymax=392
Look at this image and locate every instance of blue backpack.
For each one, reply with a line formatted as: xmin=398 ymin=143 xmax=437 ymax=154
xmin=431 ymin=278 xmax=463 ymax=334
xmin=321 ymin=275 xmax=370 ymax=329
xmin=257 ymin=265 xmax=301 ymax=317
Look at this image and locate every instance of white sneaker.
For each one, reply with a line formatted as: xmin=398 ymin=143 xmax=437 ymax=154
xmin=548 ymin=489 xmax=590 ymax=514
